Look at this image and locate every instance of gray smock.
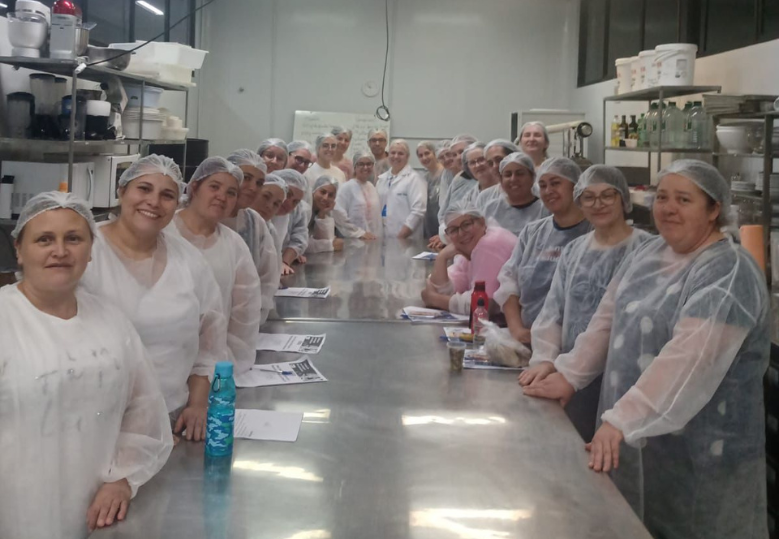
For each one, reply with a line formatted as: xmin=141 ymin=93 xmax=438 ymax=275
xmin=555 ymin=235 xmax=769 ymax=539
xmin=282 ymin=201 xmax=312 ymax=257
xmin=494 ymin=215 xmax=592 ymax=327
xmin=530 ymin=228 xmax=653 ymax=439
xmin=438 ymin=169 xmax=454 ymax=212
xmin=424 ymin=167 xmax=444 ymax=239
xmin=477 ymin=185 xmax=550 ymax=236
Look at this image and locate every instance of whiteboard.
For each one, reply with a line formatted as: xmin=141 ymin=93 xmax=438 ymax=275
xmin=292 ymin=111 xmax=391 ymax=159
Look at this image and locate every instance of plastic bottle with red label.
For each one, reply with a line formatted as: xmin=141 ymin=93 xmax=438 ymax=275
xmin=469 ymin=281 xmax=489 ymax=332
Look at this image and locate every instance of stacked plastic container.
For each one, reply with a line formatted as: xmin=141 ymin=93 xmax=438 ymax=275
xmin=108 ymin=41 xmax=208 ymax=85
xmin=615 ymin=43 xmax=698 ymax=94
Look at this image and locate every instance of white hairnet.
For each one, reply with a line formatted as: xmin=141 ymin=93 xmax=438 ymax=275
xmin=368 ymin=128 xmax=388 ymax=139
xmin=485 ymin=139 xmax=519 ymax=157
xmin=657 ymin=159 xmax=732 ymax=226
xmin=287 ymin=140 xmax=314 ymax=155
xmin=443 ymin=200 xmax=484 ymax=227
xmin=263 ymin=173 xmax=289 ymax=196
xmin=533 ymin=157 xmax=582 ymax=196
xmin=117 ymin=154 xmax=184 ymax=194
xmin=257 ymin=138 xmax=288 ymax=159
xmin=188 ymin=156 xmax=244 ymax=191
xmin=352 ymin=150 xmax=375 ymax=168
xmin=436 ymin=140 xmax=451 ymax=159
xmin=389 ymin=139 xmax=410 ymax=155
xmin=461 ymin=141 xmax=486 ymax=178
xmin=519 ymin=121 xmax=550 ymax=144
xmin=499 ymin=152 xmax=536 ymax=175
xmin=11 ymin=190 xmax=96 ymax=239
xmin=575 ymin=164 xmax=632 ymax=213
xmin=275 ymin=168 xmax=308 ymax=195
xmin=417 ymin=140 xmax=437 ymax=154
xmin=227 ymin=149 xmax=267 ymax=174
xmin=315 ymin=133 xmax=338 ymax=152
xmin=313 ymin=175 xmax=339 ymax=194
xmin=331 ymin=126 xmax=352 ymax=139
xmin=451 ymin=134 xmax=477 ymax=147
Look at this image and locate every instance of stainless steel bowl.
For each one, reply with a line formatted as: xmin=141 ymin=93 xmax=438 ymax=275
xmin=86 ymin=45 xmax=131 ymax=71
xmin=75 ymin=26 xmax=89 ymax=56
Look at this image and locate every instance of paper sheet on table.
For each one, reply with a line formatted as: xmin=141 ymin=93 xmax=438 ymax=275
xmin=463 ymin=349 xmax=524 ymax=371
xmin=275 ymin=286 xmax=331 ymax=299
xmin=234 ymin=356 xmax=328 ymax=388
xmin=256 ymin=333 xmax=326 ymax=354
xmin=401 ymin=306 xmax=469 ymax=325
xmin=234 ymin=409 xmax=303 ymax=442
xmin=412 ymin=251 xmax=438 ymax=261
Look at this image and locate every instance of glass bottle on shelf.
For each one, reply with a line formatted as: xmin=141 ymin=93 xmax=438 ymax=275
xmin=689 ymin=101 xmax=710 ymax=150
xmin=637 ymin=113 xmax=647 ymax=147
xmin=682 ymin=102 xmax=694 ymax=149
xmin=619 ymin=115 xmax=629 ymax=146
xmin=647 ymin=102 xmax=660 ymax=148
xmin=662 ymin=101 xmax=684 ymax=148
xmin=610 ymin=115 xmax=621 ymax=147
xmin=628 ymin=115 xmax=638 ymax=140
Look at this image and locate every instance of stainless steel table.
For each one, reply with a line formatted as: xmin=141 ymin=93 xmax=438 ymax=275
xmin=271 ymin=238 xmax=432 ymax=322
xmin=93 ymin=320 xmax=650 ymax=539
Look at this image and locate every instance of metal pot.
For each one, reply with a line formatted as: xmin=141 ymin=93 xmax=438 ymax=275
xmin=86 ymin=45 xmax=131 ymax=71
xmin=75 ymin=26 xmax=89 ymax=55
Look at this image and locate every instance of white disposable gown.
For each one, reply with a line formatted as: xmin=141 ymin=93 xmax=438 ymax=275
xmin=282 ymin=201 xmax=312 ymax=257
xmin=0 ymin=285 xmax=173 ymax=539
xmin=306 ymin=215 xmax=337 ymax=253
xmin=476 ymin=185 xmax=550 ymax=236
xmin=376 ymin=164 xmax=427 ymax=240
xmin=335 ymin=178 xmax=383 ymax=237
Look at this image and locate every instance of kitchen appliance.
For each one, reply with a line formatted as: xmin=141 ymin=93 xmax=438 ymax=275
xmin=61 ymin=94 xmax=87 ymax=139
xmin=7 ymin=1 xmax=50 ymax=58
xmin=29 ymin=73 xmax=59 ymax=138
xmin=91 ymin=154 xmax=139 ymax=208
xmin=3 ymin=162 xmax=95 ymax=216
xmin=49 ymin=0 xmax=82 ymax=60
xmin=86 ymin=45 xmax=131 ymax=71
xmin=6 ymin=92 xmax=35 ymax=139
xmin=85 ymin=100 xmax=111 ymax=140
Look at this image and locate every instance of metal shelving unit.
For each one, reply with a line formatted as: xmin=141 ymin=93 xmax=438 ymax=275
xmin=603 ymin=85 xmax=722 ymax=173
xmin=0 ymin=56 xmax=191 ymax=191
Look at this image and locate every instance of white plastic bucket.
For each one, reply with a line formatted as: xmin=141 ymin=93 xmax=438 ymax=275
xmin=629 ymin=56 xmax=641 ymax=91
xmin=654 ymin=43 xmax=697 ymax=86
xmin=615 ymin=57 xmax=633 ymax=94
xmin=638 ymin=50 xmax=656 ymax=89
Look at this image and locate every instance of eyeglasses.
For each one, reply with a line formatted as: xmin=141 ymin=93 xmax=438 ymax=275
xmin=320 ymin=143 xmax=337 ymax=150
xmin=445 ymin=218 xmax=476 ymax=237
xmin=467 ymin=156 xmax=486 ymax=168
xmin=264 ymin=154 xmax=286 ymax=163
xmin=579 ymin=189 xmax=620 ymax=207
xmin=487 ymin=158 xmax=503 ymax=168
xmin=355 ymin=162 xmax=374 ymax=169
xmin=293 ymin=155 xmax=313 ymax=168
xmin=369 ymin=138 xmax=387 ymax=144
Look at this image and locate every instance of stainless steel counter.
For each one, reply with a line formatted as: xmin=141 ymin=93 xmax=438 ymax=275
xmin=271 ymin=239 xmax=433 ymax=321
xmin=93 ymin=320 xmax=650 ymax=539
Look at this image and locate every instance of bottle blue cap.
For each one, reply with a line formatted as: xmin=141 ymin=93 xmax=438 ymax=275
xmin=214 ymin=361 xmax=233 ymax=378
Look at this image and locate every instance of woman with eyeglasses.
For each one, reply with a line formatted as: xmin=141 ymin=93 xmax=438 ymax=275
xmin=494 ymin=158 xmax=592 ymax=346
xmin=518 ymin=166 xmax=651 ymax=441
xmin=376 ymin=139 xmax=427 ymax=240
xmin=368 ymin=129 xmax=390 ymax=178
xmin=306 ymin=176 xmax=346 ymax=254
xmin=336 ymin=151 xmax=383 ymax=237
xmin=422 ymin=202 xmax=517 ymax=314
xmin=258 ymin=138 xmax=289 ymax=173
xmin=304 ymin=134 xmax=346 ymax=204
xmin=286 ymin=140 xmax=316 ymax=175
xmin=477 ymin=152 xmax=549 ymax=236
xmin=517 ymin=122 xmax=550 ymax=168
xmin=417 ymin=141 xmax=445 ymax=240
xmin=332 ymin=126 xmax=354 ymax=180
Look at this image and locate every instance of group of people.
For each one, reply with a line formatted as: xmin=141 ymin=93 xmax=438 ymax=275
xmin=0 ymin=119 xmax=770 ymax=539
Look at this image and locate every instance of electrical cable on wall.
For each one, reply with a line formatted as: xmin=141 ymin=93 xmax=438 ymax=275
xmin=86 ymin=0 xmax=217 ymax=67
xmin=375 ymin=0 xmax=391 ymax=122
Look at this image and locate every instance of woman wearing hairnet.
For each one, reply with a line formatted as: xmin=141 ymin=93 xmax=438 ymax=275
xmin=223 ymin=150 xmax=281 ymax=325
xmin=272 ymin=168 xmax=312 ymax=275
xmin=304 ymin=133 xmax=346 ymax=202
xmin=170 ymin=156 xmax=262 ymax=376
xmin=517 ymin=121 xmax=550 ymax=168
xmin=252 ymin=173 xmax=288 ymax=254
xmin=81 ymin=154 xmax=228 ymax=443
xmin=494 ymin=157 xmax=591 ymax=345
xmin=422 ymin=202 xmax=517 ymax=314
xmin=525 ymin=160 xmax=769 ymax=539
xmin=0 ymin=192 xmax=172 ymax=539
xmin=332 ymin=126 xmax=354 ymax=180
xmin=306 ymin=176 xmax=345 ymax=253
xmin=435 ymin=134 xmax=478 ymax=229
xmin=484 ymin=139 xmax=519 ymax=185
xmin=428 ymin=138 xmax=466 ymax=251
xmin=286 ymin=140 xmax=315 ymax=175
xmin=519 ymin=166 xmax=652 ymax=441
xmin=335 ymin=151 xmax=383 ymax=237
xmin=477 ymin=151 xmax=550 ymax=236
xmin=417 ymin=141 xmax=445 ymax=240
xmin=376 ymin=139 xmax=428 ymax=240
xmin=368 ymin=128 xmax=390 ymax=178
xmin=257 ymin=138 xmax=289 ymax=173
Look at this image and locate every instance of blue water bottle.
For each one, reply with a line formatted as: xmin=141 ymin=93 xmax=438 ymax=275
xmin=205 ymin=361 xmax=236 ymax=457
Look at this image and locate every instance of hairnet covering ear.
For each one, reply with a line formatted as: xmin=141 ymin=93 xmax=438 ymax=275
xmin=275 ymin=168 xmax=308 ymax=196
xmin=575 ymin=164 xmax=633 ymax=213
xmin=499 ymin=152 xmax=536 ymax=175
xmin=450 ymin=134 xmax=477 ymax=147
xmin=313 ymin=175 xmax=339 ymax=194
xmin=287 ymin=140 xmax=314 ymax=155
xmin=187 ymin=156 xmax=244 ymax=198
xmin=485 ymin=139 xmax=519 ymax=158
xmin=226 ymin=149 xmax=267 ymax=174
xmin=436 ymin=140 xmax=451 ymax=158
xmin=11 ymin=190 xmax=96 ymax=239
xmin=262 ymin=173 xmax=289 ymax=196
xmin=657 ymin=159 xmax=732 ymax=224
xmin=461 ymin=141 xmax=486 ymax=178
xmin=519 ymin=121 xmax=550 ymax=144
xmin=331 ymin=126 xmax=352 ymax=138
xmin=117 ymin=153 xmax=184 ymax=194
xmin=533 ymin=157 xmax=582 ymax=197
xmin=315 ymin=133 xmax=337 ymax=151
xmin=257 ymin=138 xmax=288 ymax=159
xmin=352 ymin=150 xmax=375 ymax=168
xmin=417 ymin=140 xmax=437 ymax=154
xmin=444 ymin=200 xmax=484 ymax=226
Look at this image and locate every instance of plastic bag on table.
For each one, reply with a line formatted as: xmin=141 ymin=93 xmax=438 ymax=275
xmin=481 ymin=319 xmax=531 ymax=368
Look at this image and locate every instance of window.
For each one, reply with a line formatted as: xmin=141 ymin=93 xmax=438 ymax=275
xmin=89 ymin=0 xmax=131 ymax=46
xmin=606 ymin=0 xmax=644 ymax=79
xmin=701 ymin=0 xmax=756 ymax=55
xmin=578 ymin=0 xmax=608 ymax=86
xmin=645 ymin=0 xmax=679 ymax=49
xmin=134 ymin=0 xmax=166 ymax=42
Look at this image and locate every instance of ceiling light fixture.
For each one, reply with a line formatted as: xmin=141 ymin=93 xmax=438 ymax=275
xmin=0 ymin=3 xmax=9 ymax=7
xmin=136 ymin=1 xmax=163 ymax=16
